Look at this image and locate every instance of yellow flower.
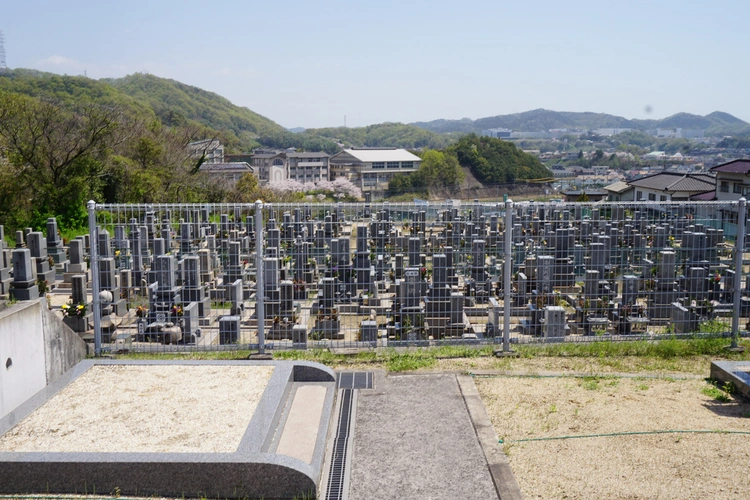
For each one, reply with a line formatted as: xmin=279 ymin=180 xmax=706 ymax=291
xmin=76 ymin=305 xmax=84 ymax=310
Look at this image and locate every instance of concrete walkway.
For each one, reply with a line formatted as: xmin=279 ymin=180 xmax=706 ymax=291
xmin=347 ymin=372 xmax=510 ymax=500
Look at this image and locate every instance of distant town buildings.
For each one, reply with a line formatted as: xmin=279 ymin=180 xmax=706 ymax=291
xmin=479 ymin=127 xmax=707 ymax=141
xmin=481 ymin=128 xmax=511 ymax=138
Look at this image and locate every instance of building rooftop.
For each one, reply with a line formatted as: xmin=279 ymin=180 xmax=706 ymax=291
xmin=251 ymin=153 xmax=283 ymax=159
xmin=286 ymin=152 xmax=330 ymax=158
xmin=628 ymin=172 xmax=715 ymax=193
xmin=561 ymin=190 xmax=608 ymax=196
xmin=690 ymin=190 xmax=717 ymax=201
xmin=340 ymin=148 xmax=422 ymax=163
xmin=710 ymin=159 xmax=750 ymax=174
xmin=199 ymin=162 xmax=253 ymax=172
xmin=603 ymin=181 xmax=633 ymax=194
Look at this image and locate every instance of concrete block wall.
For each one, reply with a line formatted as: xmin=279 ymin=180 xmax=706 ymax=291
xmin=0 ymin=299 xmax=87 ymax=418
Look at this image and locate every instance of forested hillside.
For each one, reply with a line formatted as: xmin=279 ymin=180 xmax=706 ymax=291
xmin=303 ymin=123 xmax=452 ymax=149
xmin=448 ymin=134 xmax=552 ymax=184
xmin=106 ymin=73 xmax=286 ymax=149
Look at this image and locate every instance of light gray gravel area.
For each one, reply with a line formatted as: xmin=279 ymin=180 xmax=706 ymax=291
xmin=347 ymin=373 xmax=499 ymax=500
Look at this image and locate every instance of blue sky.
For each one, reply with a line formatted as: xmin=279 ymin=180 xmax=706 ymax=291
xmin=3 ymin=0 xmax=749 ymax=128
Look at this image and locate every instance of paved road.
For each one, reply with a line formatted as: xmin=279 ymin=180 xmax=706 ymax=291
xmin=348 ymin=373 xmax=499 ymax=500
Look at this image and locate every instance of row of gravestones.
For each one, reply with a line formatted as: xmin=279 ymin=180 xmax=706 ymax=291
xmin=1 ymin=218 xmax=83 ymax=301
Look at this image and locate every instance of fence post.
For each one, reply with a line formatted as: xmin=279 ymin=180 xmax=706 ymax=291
xmin=731 ymin=197 xmax=747 ymax=349
xmin=255 ymin=200 xmax=265 ymax=354
xmin=503 ymin=198 xmax=514 ymax=352
xmin=87 ymin=200 xmax=102 ymax=356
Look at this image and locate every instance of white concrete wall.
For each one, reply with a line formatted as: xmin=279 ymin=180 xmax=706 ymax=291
xmin=0 ymin=299 xmax=87 ymax=419
xmin=0 ymin=301 xmax=47 ymax=418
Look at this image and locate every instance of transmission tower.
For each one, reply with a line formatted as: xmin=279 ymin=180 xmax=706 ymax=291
xmin=0 ymin=31 xmax=6 ymax=70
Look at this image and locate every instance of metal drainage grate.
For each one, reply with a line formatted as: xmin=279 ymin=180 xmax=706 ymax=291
xmin=326 ymin=388 xmax=354 ymax=500
xmin=337 ymin=371 xmax=373 ymax=390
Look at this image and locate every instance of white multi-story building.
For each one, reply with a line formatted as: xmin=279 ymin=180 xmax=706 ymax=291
xmin=187 ymin=139 xmax=224 ymax=164
xmin=329 ymin=148 xmax=422 ymax=191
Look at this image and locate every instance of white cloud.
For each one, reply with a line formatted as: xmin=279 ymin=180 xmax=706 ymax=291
xmin=37 ymin=55 xmax=80 ymax=66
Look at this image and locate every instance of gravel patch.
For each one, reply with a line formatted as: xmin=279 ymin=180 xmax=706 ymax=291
xmin=0 ymin=364 xmax=274 ymax=453
xmin=476 ymin=375 xmax=750 ymax=499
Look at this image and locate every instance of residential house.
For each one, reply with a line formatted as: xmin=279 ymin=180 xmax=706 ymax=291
xmin=709 ymin=159 xmax=750 ymax=230
xmin=329 ymin=148 xmax=422 ymax=191
xmin=603 ymin=181 xmax=634 ymax=201
xmin=560 ymin=190 xmax=608 ymax=202
xmin=711 ymin=159 xmax=750 ymax=200
xmin=627 ymin=172 xmax=716 ymax=202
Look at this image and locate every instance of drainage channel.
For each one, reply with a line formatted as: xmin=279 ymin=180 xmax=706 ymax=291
xmin=324 ymin=372 xmax=373 ymax=500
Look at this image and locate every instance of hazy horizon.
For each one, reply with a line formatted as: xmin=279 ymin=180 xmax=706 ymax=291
xmin=3 ymin=0 xmax=749 ymax=128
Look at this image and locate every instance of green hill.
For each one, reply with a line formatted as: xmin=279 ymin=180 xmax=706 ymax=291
xmin=0 ymin=69 xmax=151 ymax=113
xmin=0 ymin=69 xmax=288 ymax=151
xmin=449 ymin=134 xmax=552 ymax=184
xmin=105 ymin=73 xmax=286 ymax=146
xmin=413 ymin=109 xmax=750 ymax=137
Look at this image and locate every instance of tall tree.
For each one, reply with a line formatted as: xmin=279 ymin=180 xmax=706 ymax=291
xmin=0 ymin=92 xmax=128 ymax=228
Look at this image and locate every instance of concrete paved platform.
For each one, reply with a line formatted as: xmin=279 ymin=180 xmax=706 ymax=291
xmin=347 ymin=372 xmax=505 ymax=500
xmin=0 ymin=359 xmax=336 ymax=499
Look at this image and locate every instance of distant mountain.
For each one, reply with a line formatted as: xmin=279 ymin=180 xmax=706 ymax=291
xmin=287 ymin=127 xmax=306 ymax=134
xmin=412 ymin=109 xmax=750 ymax=137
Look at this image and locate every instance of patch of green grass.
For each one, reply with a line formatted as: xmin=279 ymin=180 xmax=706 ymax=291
xmin=578 ymin=375 xmax=620 ymax=391
xmin=113 ymin=337 xmax=750 ymax=374
xmin=581 ymin=377 xmax=600 ymax=391
xmin=636 ymin=384 xmax=649 ymax=391
xmin=701 ymin=380 xmax=732 ymax=402
xmin=548 ymin=404 xmax=558 ymax=413
xmin=516 ymin=336 xmax=749 ymax=360
xmin=386 ymin=355 xmax=437 ymax=372
xmin=59 ymin=226 xmax=88 ymax=244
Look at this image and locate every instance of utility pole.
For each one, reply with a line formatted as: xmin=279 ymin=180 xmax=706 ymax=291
xmin=0 ymin=31 xmax=7 ymax=71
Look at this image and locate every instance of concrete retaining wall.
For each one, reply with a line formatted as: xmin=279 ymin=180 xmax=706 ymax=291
xmin=0 ymin=300 xmax=87 ymax=418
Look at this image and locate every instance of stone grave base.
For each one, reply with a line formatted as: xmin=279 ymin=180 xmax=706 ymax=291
xmin=710 ymin=361 xmax=750 ymax=401
xmin=0 ymin=359 xmax=335 ymax=500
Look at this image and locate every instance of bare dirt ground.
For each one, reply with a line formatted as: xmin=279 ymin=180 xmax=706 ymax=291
xmin=476 ymin=375 xmax=750 ymax=500
xmin=0 ymin=364 xmax=274 ymax=453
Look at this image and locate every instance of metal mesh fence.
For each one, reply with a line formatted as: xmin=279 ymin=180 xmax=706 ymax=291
xmin=87 ymin=199 xmax=746 ymax=353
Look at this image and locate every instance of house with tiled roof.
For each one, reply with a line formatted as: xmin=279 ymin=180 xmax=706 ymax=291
xmin=708 ymin=159 xmax=750 ymax=232
xmin=627 ymin=172 xmax=716 ymax=202
xmin=603 ymin=181 xmax=634 ymax=201
xmin=710 ymin=159 xmax=750 ymax=201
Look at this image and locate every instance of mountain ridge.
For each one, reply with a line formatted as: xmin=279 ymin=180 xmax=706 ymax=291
xmin=411 ymin=109 xmax=750 ymax=136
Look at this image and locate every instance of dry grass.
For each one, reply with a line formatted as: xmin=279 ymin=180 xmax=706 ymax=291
xmin=0 ymin=365 xmax=274 ymax=453
xmin=476 ymin=375 xmax=750 ymax=499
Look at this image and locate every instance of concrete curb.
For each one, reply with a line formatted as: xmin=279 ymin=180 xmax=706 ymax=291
xmin=457 ymin=374 xmax=524 ymax=500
